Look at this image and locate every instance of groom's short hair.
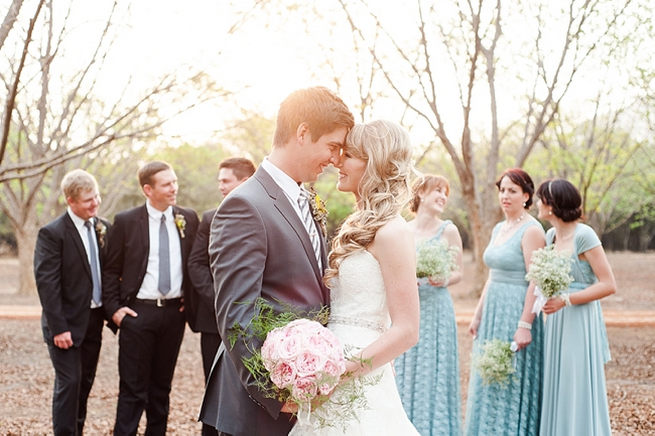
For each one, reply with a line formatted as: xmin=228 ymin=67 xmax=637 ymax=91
xmin=273 ymin=87 xmax=354 ymax=147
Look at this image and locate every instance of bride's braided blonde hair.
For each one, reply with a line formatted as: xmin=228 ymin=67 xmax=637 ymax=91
xmin=324 ymin=120 xmax=414 ymax=283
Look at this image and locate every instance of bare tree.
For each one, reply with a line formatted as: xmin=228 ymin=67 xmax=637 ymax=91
xmin=0 ymin=0 xmax=24 ymax=51
xmin=334 ymin=0 xmax=636 ymax=292
xmin=542 ymin=104 xmax=646 ymax=235
xmin=0 ymin=1 xmax=224 ymax=294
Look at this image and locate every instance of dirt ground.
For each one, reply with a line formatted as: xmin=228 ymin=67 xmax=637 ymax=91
xmin=0 ymin=251 xmax=653 ymax=435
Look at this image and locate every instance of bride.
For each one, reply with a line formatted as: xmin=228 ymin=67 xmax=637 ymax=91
xmin=290 ymin=120 xmax=420 ymax=435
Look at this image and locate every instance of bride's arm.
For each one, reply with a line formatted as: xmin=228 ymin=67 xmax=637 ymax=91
xmin=347 ymin=217 xmax=420 ymax=376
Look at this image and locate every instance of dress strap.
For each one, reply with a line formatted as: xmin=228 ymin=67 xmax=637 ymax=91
xmin=432 ymin=219 xmax=452 ymax=241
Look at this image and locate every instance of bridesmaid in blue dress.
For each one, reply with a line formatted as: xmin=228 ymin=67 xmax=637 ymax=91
xmin=395 ymin=174 xmax=463 ymax=436
xmin=536 ymin=178 xmax=616 ymax=435
xmin=466 ymin=168 xmax=545 ymax=436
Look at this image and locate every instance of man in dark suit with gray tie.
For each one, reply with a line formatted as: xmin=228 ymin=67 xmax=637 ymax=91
xmin=102 ymin=161 xmax=198 ymax=435
xmin=199 ymin=87 xmax=354 ymax=436
xmin=34 ymin=169 xmax=110 ymax=436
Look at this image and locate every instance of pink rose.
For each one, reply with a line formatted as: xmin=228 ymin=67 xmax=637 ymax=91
xmin=277 ymin=334 xmax=301 ymax=360
xmin=291 ymin=376 xmax=318 ymax=402
xmin=318 ymin=381 xmax=336 ymax=396
xmin=322 ymin=359 xmax=345 ymax=379
xmin=295 ymin=351 xmax=325 ymax=378
xmin=270 ymin=361 xmax=297 ymax=389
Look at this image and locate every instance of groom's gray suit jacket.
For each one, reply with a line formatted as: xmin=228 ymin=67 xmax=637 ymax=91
xmin=199 ymin=166 xmax=329 ymax=436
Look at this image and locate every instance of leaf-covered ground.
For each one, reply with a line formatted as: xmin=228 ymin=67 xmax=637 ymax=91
xmin=0 ymin=321 xmax=652 ymax=435
xmin=0 ymin=251 xmax=652 ymax=434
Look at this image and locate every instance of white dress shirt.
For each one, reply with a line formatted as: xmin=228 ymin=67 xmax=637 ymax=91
xmin=261 ymin=158 xmax=314 ymax=226
xmin=136 ymin=202 xmax=183 ymax=299
xmin=260 ymin=158 xmax=321 ymax=268
xmin=67 ymin=208 xmax=102 ymax=308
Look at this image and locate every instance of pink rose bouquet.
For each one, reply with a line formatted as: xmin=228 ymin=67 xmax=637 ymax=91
xmin=261 ymin=319 xmax=346 ymax=407
xmin=228 ymin=298 xmax=373 ymax=430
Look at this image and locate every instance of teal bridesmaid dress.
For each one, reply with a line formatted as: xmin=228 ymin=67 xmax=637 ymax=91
xmin=465 ymin=220 xmax=543 ymax=436
xmin=395 ymin=220 xmax=462 ymax=436
xmin=540 ymin=223 xmax=612 ymax=435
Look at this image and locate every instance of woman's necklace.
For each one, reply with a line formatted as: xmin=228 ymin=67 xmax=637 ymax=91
xmin=499 ymin=212 xmax=525 ymax=236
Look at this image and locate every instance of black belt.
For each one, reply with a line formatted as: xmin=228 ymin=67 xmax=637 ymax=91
xmin=134 ymin=297 xmax=182 ymax=307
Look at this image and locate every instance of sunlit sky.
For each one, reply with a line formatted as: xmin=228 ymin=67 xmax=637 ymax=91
xmin=8 ymin=0 xmax=647 ymax=148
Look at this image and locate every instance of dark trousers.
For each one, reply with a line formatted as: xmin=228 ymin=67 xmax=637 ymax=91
xmin=200 ymin=332 xmax=221 ymax=436
xmin=114 ymin=300 xmax=185 ymax=436
xmin=46 ymin=307 xmax=104 ymax=436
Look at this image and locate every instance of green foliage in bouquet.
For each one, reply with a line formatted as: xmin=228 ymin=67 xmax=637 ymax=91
xmin=472 ymin=339 xmax=516 ymax=387
xmin=416 ymin=239 xmax=457 ymax=280
xmin=226 ymin=298 xmax=379 ymax=430
xmin=227 ymin=298 xmax=329 ymax=402
xmin=525 ymin=245 xmax=574 ymax=298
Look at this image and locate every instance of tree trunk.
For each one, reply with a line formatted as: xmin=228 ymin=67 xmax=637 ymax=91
xmin=459 ymin=171 xmax=490 ymax=296
xmin=14 ymin=217 xmax=38 ymax=296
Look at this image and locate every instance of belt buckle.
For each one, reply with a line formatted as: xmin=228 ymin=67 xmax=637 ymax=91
xmin=156 ymin=297 xmax=164 ymax=307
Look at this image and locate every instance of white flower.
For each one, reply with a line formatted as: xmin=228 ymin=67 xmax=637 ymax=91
xmin=472 ymin=339 xmax=516 ymax=387
xmin=415 ymin=239 xmax=457 ymax=282
xmin=526 ymin=246 xmax=574 ymax=298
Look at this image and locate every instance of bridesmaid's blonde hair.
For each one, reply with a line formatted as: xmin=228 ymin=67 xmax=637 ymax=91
xmin=324 ymin=120 xmax=413 ymax=283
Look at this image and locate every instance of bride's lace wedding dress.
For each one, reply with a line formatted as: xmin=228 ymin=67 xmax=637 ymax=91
xmin=290 ymin=250 xmax=419 ymax=435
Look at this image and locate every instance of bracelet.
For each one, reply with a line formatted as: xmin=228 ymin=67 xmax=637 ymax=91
xmin=560 ymin=293 xmax=572 ymax=307
xmin=517 ymin=320 xmax=532 ymax=330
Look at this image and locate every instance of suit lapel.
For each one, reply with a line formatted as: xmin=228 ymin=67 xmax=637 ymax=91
xmin=137 ymin=205 xmax=150 ymax=275
xmin=172 ymin=206 xmax=188 ymax=263
xmin=255 ymin=169 xmax=324 ymax=283
xmin=63 ymin=213 xmax=92 ymax=279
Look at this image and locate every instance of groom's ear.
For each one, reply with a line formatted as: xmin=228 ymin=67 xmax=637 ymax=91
xmin=296 ymin=122 xmax=311 ymax=145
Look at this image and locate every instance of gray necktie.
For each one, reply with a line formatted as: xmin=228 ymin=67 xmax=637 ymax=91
xmin=298 ymin=188 xmax=322 ymax=268
xmin=159 ymin=214 xmax=171 ymax=295
xmin=84 ymin=220 xmax=102 ymax=305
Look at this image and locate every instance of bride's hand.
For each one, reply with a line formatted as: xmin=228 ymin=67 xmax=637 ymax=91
xmin=281 ymin=399 xmax=298 ymax=414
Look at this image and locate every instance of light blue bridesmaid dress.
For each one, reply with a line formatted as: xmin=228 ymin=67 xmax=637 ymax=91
xmin=465 ymin=219 xmax=543 ymax=436
xmin=395 ymin=220 xmax=462 ymax=436
xmin=540 ymin=223 xmax=612 ymax=436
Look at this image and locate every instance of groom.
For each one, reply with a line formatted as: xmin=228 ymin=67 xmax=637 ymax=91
xmin=199 ymin=87 xmax=354 ymax=436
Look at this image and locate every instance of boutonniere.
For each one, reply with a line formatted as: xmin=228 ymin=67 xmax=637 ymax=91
xmin=174 ymin=213 xmax=187 ymax=238
xmin=95 ymin=220 xmax=107 ymax=248
xmin=307 ymin=186 xmax=328 ymax=236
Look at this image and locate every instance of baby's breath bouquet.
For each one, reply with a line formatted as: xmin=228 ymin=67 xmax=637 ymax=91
xmin=416 ymin=239 xmax=457 ymax=283
xmin=526 ymin=246 xmax=574 ymax=314
xmin=472 ymin=339 xmax=518 ymax=387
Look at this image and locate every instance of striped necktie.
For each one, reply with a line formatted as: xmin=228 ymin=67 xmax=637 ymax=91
xmin=298 ymin=188 xmax=322 ymax=269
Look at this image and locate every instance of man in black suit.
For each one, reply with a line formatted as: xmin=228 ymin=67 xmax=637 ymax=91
xmin=34 ymin=169 xmax=109 ymax=436
xmin=187 ymin=157 xmax=255 ymax=436
xmin=102 ymin=161 xmax=198 ymax=435
xmin=199 ymin=87 xmax=354 ymax=436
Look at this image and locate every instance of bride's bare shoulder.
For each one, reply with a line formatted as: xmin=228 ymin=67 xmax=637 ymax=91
xmin=374 ymin=216 xmax=412 ymax=245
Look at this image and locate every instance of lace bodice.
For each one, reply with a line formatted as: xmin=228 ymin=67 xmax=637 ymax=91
xmin=328 ymin=250 xmax=390 ymax=334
